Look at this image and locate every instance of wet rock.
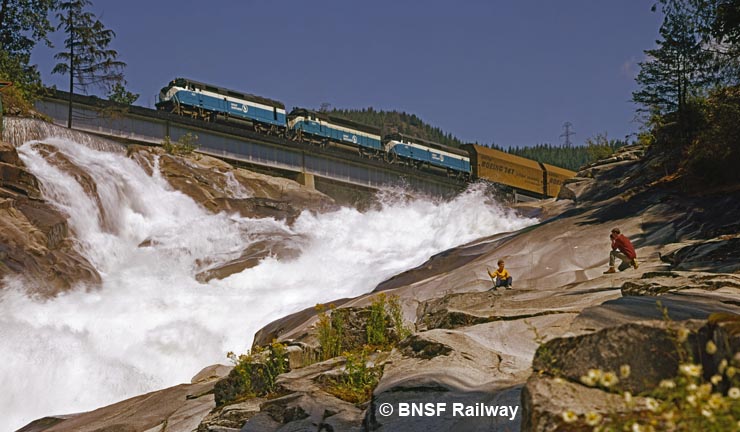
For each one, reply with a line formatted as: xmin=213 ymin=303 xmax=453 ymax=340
xmin=0 ymin=141 xmax=100 ymax=295
xmin=0 ymin=160 xmax=41 ymax=198
xmin=127 ymin=147 xmax=334 ymax=220
xmin=195 ymin=239 xmax=301 ymax=283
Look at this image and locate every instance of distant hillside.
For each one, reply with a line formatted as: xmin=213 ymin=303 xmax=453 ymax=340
xmin=327 ymin=108 xmax=465 ymax=148
xmin=507 ymin=137 xmax=628 ymax=172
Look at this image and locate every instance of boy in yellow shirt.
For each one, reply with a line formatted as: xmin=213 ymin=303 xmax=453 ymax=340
xmin=488 ymin=259 xmax=513 ymax=289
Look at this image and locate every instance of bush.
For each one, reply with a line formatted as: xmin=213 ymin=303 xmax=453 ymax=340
xmin=217 ymin=341 xmax=289 ymax=405
xmin=323 ymin=347 xmax=384 ymax=404
xmin=162 ymin=133 xmax=199 ymax=155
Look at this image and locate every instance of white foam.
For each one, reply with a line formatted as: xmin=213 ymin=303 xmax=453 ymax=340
xmin=1 ymin=138 xmax=535 ymax=430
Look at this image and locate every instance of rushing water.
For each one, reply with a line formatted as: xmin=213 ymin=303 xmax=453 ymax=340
xmin=0 ymin=127 xmax=536 ymax=430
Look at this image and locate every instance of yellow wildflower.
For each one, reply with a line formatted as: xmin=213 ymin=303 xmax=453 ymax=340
xmin=719 ymin=359 xmax=728 ymax=373
xmin=711 ymin=374 xmax=723 ymax=385
xmin=645 ymin=397 xmax=659 ymax=412
xmin=701 ymin=408 xmax=713 ymax=419
xmin=729 ymin=387 xmax=740 ymax=399
xmin=708 ymin=393 xmax=725 ymax=410
xmin=727 ymin=366 xmax=737 ymax=378
xmin=687 ymin=383 xmax=698 ymax=392
xmin=687 ymin=394 xmax=697 ymax=406
xmin=561 ymin=410 xmax=578 ymax=423
xmin=679 ymin=363 xmax=702 ymax=378
xmin=580 ymin=375 xmax=595 ymax=386
xmin=620 ymin=364 xmax=631 ymax=379
xmin=659 ymin=379 xmax=676 ymax=389
xmin=698 ymin=383 xmax=712 ymax=398
xmin=676 ymin=327 xmax=689 ymax=343
xmin=706 ymin=340 xmax=717 ymax=355
xmin=599 ymin=371 xmax=619 ymax=388
xmin=584 ymin=411 xmax=602 ymax=426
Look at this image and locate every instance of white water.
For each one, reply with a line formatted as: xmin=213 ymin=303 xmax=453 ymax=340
xmin=0 ymin=136 xmax=535 ymax=431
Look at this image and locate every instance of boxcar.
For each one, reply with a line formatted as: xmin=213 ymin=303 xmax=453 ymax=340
xmin=462 ymin=144 xmax=547 ymax=197
xmin=542 ymin=163 xmax=576 ymax=198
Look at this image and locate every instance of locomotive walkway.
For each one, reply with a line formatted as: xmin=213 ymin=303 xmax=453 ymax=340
xmin=34 ymin=92 xmax=466 ymax=197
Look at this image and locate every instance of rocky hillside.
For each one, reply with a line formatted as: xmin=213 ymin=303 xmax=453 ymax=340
xmin=17 ymin=142 xmax=740 ymax=431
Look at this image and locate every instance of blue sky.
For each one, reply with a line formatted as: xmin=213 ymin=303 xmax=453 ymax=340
xmin=32 ymin=1 xmax=663 ymax=148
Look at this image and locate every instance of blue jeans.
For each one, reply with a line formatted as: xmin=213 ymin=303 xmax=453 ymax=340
xmin=495 ymin=277 xmax=513 ymax=287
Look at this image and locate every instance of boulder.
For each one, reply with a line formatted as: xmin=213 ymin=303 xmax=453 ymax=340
xmin=532 ymin=321 xmax=704 ymax=394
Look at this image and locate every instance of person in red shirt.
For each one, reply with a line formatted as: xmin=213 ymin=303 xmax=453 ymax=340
xmin=604 ymin=228 xmax=639 ymax=274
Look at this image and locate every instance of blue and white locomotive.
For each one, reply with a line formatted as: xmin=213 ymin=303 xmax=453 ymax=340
xmin=287 ymin=108 xmax=383 ymax=158
xmin=385 ymin=133 xmax=471 ymax=179
xmin=157 ymin=77 xmax=470 ymax=179
xmin=156 ymin=78 xmax=286 ymax=134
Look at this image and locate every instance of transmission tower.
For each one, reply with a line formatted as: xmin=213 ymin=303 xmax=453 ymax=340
xmin=560 ymin=122 xmax=575 ymax=147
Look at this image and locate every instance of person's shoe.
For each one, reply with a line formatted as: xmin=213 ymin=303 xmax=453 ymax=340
xmin=603 ymin=267 xmax=616 ymax=274
xmin=631 ymin=259 xmax=639 ymax=269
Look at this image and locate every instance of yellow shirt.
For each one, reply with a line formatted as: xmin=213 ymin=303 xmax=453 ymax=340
xmin=488 ymin=268 xmax=510 ymax=280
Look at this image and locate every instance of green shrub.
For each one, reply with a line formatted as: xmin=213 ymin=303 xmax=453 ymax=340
xmin=367 ymin=294 xmax=388 ymax=346
xmin=162 ymin=132 xmax=199 ymax=155
xmin=225 ymin=341 xmax=289 ymax=398
xmin=316 ymin=303 xmax=348 ymax=361
xmin=324 ymin=347 xmax=383 ymax=404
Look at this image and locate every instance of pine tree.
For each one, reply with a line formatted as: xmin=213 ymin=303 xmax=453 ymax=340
xmin=52 ymin=0 xmax=125 ymax=127
xmin=633 ymin=1 xmax=716 ymax=117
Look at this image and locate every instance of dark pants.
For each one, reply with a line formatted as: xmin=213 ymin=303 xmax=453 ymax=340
xmin=495 ymin=277 xmax=513 ymax=288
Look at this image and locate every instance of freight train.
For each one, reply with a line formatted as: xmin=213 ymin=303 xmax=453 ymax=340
xmin=156 ymin=78 xmax=575 ymax=198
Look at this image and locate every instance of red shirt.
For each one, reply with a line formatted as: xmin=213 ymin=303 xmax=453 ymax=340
xmin=612 ymin=234 xmax=636 ymax=260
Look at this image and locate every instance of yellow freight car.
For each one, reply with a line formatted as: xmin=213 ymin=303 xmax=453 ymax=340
xmin=542 ymin=163 xmax=576 ymax=198
xmin=461 ymin=144 xmax=575 ymax=198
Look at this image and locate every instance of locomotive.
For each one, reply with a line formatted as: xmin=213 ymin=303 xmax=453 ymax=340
xmin=156 ymin=78 xmax=575 ymax=198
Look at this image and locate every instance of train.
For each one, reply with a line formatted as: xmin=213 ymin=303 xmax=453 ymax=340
xmin=156 ymin=77 xmax=575 ymax=198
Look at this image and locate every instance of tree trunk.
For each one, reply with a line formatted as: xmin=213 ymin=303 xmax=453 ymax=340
xmin=67 ymin=7 xmax=74 ymax=129
xmin=0 ymin=0 xmax=10 ymax=48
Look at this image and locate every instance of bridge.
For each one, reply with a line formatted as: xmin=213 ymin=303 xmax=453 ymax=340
xmin=33 ymin=92 xmax=467 ymax=199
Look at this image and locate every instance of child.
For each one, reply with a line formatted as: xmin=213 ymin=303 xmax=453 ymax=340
xmin=488 ymin=259 xmax=513 ymax=289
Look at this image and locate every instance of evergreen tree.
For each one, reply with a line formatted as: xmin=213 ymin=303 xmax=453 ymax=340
xmin=0 ymin=0 xmax=56 ymax=97
xmin=633 ymin=0 xmax=716 ymax=117
xmin=52 ymin=0 xmax=125 ymax=127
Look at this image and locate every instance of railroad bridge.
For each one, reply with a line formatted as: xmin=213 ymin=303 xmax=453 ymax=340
xmin=33 ymin=91 xmax=466 ymax=200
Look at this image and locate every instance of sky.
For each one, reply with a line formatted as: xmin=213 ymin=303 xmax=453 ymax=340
xmin=31 ymin=0 xmax=664 ymax=149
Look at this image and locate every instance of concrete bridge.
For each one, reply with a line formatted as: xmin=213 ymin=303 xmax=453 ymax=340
xmin=33 ymin=92 xmax=467 ymax=200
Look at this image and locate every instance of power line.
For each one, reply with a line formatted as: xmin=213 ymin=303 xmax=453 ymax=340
xmin=560 ymin=122 xmax=575 ymax=147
